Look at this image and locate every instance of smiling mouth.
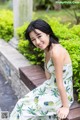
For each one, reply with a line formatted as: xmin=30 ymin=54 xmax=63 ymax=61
xmin=39 ymin=45 xmax=43 ymax=49
xmin=39 ymin=45 xmax=42 ymax=47
xmin=37 ymin=43 xmax=42 ymax=47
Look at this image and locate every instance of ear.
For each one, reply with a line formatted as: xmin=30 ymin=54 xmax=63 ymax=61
xmin=46 ymin=34 xmax=49 ymax=37
xmin=48 ymin=34 xmax=50 ymax=38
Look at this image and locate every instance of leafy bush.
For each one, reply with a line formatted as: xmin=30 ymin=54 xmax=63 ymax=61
xmin=18 ymin=39 xmax=44 ymax=66
xmin=60 ymin=40 xmax=80 ymax=102
xmin=70 ymin=25 xmax=80 ymax=37
xmin=17 ymin=17 xmax=80 ymax=102
xmin=0 ymin=10 xmax=13 ymax=41
xmin=33 ymin=0 xmax=54 ymax=10
xmin=46 ymin=16 xmax=80 ymax=41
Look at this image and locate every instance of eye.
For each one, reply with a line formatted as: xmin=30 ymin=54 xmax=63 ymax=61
xmin=38 ymin=35 xmax=42 ymax=39
xmin=31 ymin=39 xmax=35 ymax=42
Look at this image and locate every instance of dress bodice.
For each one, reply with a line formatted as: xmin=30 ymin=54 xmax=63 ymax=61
xmin=45 ymin=58 xmax=73 ymax=80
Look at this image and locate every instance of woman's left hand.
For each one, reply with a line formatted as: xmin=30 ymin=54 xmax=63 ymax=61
xmin=57 ymin=107 xmax=69 ymax=119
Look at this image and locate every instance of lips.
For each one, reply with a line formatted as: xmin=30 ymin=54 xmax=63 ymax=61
xmin=38 ymin=45 xmax=46 ymax=50
xmin=37 ymin=43 xmax=43 ymax=48
xmin=38 ymin=42 xmax=44 ymax=48
xmin=39 ymin=45 xmax=42 ymax=48
xmin=37 ymin=42 xmax=45 ymax=49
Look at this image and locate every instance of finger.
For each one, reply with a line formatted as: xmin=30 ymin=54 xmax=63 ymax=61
xmin=58 ymin=113 xmax=66 ymax=119
xmin=57 ymin=112 xmax=60 ymax=118
xmin=58 ymin=113 xmax=62 ymax=119
xmin=58 ymin=117 xmax=61 ymax=120
xmin=61 ymin=114 xmax=67 ymax=119
xmin=61 ymin=114 xmax=66 ymax=119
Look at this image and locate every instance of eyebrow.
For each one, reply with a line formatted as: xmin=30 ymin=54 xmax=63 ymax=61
xmin=30 ymin=31 xmax=42 ymax=40
xmin=36 ymin=33 xmax=41 ymax=36
xmin=31 ymin=33 xmax=41 ymax=39
xmin=30 ymin=37 xmax=35 ymax=40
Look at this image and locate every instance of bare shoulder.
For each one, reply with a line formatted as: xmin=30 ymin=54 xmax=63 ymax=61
xmin=50 ymin=43 xmax=71 ymax=64
xmin=50 ymin=44 xmax=64 ymax=58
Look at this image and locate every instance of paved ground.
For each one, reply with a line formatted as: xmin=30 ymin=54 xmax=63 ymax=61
xmin=0 ymin=70 xmax=18 ymax=113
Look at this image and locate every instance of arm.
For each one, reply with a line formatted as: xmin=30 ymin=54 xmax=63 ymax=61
xmin=51 ymin=47 xmax=69 ymax=119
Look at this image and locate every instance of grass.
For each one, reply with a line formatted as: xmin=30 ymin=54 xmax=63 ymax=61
xmin=0 ymin=1 xmax=13 ymax=10
xmin=33 ymin=9 xmax=78 ymax=24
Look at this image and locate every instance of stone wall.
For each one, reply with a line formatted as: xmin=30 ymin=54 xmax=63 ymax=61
xmin=0 ymin=39 xmax=31 ymax=98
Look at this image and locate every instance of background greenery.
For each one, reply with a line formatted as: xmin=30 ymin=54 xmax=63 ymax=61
xmin=0 ymin=10 xmax=13 ymax=41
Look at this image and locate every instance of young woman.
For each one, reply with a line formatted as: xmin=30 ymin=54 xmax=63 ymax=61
xmin=9 ymin=19 xmax=74 ymax=120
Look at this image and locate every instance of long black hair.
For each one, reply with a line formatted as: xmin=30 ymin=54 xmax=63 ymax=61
xmin=25 ymin=19 xmax=59 ymax=50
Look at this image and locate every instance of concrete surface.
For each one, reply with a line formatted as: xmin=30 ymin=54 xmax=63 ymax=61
xmin=0 ymin=70 xmax=17 ymax=113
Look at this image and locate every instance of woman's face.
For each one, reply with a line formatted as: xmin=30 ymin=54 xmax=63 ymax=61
xmin=29 ymin=29 xmax=49 ymax=50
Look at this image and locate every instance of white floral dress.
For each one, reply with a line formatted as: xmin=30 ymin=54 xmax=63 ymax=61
xmin=9 ymin=58 xmax=74 ymax=120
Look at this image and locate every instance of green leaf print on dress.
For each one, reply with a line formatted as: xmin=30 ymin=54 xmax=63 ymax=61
xmin=66 ymin=86 xmax=70 ymax=92
xmin=51 ymin=88 xmax=59 ymax=97
xmin=17 ymin=103 xmax=24 ymax=115
xmin=44 ymin=101 xmax=54 ymax=106
xmin=40 ymin=110 xmax=48 ymax=115
xmin=38 ymin=87 xmax=47 ymax=96
xmin=27 ymin=107 xmax=36 ymax=115
xmin=34 ymin=96 xmax=39 ymax=104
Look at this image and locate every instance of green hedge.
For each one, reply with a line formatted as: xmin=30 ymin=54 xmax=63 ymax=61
xmin=0 ymin=10 xmax=13 ymax=41
xmin=18 ymin=40 xmax=44 ymax=66
xmin=60 ymin=40 xmax=80 ymax=101
xmin=18 ymin=17 xmax=80 ymax=102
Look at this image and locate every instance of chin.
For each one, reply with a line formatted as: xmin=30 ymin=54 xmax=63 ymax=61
xmin=38 ymin=45 xmax=47 ymax=50
xmin=40 ymin=46 xmax=46 ymax=50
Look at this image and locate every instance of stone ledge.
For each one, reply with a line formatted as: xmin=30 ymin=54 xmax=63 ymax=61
xmin=0 ymin=39 xmax=31 ymax=71
xmin=0 ymin=39 xmax=31 ymax=98
xmin=19 ymin=65 xmax=46 ymax=90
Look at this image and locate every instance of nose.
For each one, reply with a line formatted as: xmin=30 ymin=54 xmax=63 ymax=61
xmin=36 ymin=38 xmax=40 ymax=45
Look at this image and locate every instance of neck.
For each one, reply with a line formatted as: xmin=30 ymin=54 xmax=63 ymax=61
xmin=44 ymin=47 xmax=49 ymax=53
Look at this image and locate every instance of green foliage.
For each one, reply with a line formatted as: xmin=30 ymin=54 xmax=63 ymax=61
xmin=17 ymin=22 xmax=29 ymax=40
xmin=33 ymin=0 xmax=80 ymax=10
xmin=70 ymin=24 xmax=80 ymax=37
xmin=33 ymin=0 xmax=55 ymax=10
xmin=46 ymin=16 xmax=79 ymax=40
xmin=33 ymin=0 xmax=46 ymax=10
xmin=17 ymin=16 xmax=80 ymax=102
xmin=60 ymin=40 xmax=80 ymax=102
xmin=0 ymin=10 xmax=13 ymax=41
xmin=18 ymin=40 xmax=44 ymax=66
